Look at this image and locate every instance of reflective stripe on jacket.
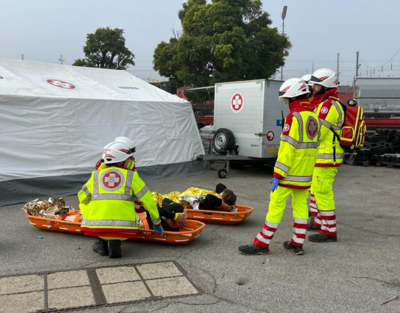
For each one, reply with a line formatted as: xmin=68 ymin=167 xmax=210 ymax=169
xmin=78 ymin=166 xmax=160 ymax=234
xmin=273 ymin=100 xmax=320 ymax=189
xmin=314 ymin=88 xmax=345 ymax=167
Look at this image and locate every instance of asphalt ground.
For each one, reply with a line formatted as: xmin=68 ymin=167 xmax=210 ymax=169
xmin=1 ymin=163 xmax=399 ymax=313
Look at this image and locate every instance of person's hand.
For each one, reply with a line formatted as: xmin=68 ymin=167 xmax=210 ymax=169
xmin=175 ymin=212 xmax=187 ymax=224
xmin=162 ymin=217 xmax=176 ymax=229
xmin=153 ymin=224 xmax=164 ymax=236
xmin=271 ymin=178 xmax=280 ymax=192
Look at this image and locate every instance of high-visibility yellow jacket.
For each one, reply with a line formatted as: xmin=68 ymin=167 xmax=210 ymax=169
xmin=314 ymin=88 xmax=345 ymax=167
xmin=77 ymin=166 xmax=161 ymax=236
xmin=273 ymin=100 xmax=320 ymax=189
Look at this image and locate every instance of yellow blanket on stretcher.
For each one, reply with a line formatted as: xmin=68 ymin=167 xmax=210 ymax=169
xmin=152 ymin=187 xmax=217 ymax=208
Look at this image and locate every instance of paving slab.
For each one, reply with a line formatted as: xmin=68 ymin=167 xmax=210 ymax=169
xmin=96 ymin=266 xmax=141 ymax=284
xmin=0 ymin=291 xmax=44 ymax=313
xmin=146 ymin=276 xmax=199 ymax=297
xmin=101 ymin=281 xmax=151 ymax=303
xmin=0 ymin=275 xmax=43 ymax=295
xmin=48 ymin=286 xmax=95 ymax=309
xmin=136 ymin=261 xmax=182 ymax=279
xmin=47 ymin=270 xmax=89 ymax=289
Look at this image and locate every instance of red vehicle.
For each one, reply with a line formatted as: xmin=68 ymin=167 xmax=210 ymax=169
xmin=198 ymin=115 xmax=214 ymax=124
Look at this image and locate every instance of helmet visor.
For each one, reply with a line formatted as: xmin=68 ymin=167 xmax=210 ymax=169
xmin=309 ymin=75 xmax=323 ymax=83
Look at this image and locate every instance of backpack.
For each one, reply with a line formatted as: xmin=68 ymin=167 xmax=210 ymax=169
xmin=325 ymin=98 xmax=367 ymax=152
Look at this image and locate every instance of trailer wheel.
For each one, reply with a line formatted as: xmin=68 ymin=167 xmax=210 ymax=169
xmin=213 ymin=128 xmax=235 ymax=154
xmin=218 ymin=168 xmax=228 ymax=178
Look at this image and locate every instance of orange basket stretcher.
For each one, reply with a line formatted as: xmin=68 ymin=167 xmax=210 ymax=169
xmin=185 ymin=205 xmax=254 ymax=225
xmin=26 ymin=211 xmax=206 ymax=245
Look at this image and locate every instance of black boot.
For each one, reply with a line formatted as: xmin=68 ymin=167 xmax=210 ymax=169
xmin=283 ymin=241 xmax=304 ymax=255
xmin=238 ymin=244 xmax=269 ymax=255
xmin=93 ymin=238 xmax=108 ymax=256
xmin=108 ymin=240 xmax=122 ymax=258
xmin=308 ymin=233 xmax=337 ymax=243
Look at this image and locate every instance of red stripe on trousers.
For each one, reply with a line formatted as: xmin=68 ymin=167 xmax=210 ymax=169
xmin=319 ymin=215 xmax=336 ymax=220
xmin=294 ymin=223 xmax=307 ymax=229
xmin=313 ymin=221 xmax=322 ymax=229
xmin=290 ymin=239 xmax=303 ymax=247
xmin=294 ymin=233 xmax=306 ymax=239
xmin=320 ymin=229 xmax=337 ymax=236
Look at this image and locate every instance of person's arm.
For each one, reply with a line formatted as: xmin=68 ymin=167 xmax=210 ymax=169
xmin=219 ymin=201 xmax=234 ymax=211
xmin=77 ymin=172 xmax=94 ymax=214
xmin=274 ymin=113 xmax=299 ymax=180
xmin=317 ymin=100 xmax=341 ymax=141
xmin=131 ymin=172 xmax=161 ymax=226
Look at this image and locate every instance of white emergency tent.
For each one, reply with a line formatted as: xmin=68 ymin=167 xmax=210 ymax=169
xmin=0 ymin=57 xmax=205 ymax=206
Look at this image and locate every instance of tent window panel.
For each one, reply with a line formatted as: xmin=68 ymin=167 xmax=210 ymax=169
xmin=160 ymin=112 xmax=181 ymax=140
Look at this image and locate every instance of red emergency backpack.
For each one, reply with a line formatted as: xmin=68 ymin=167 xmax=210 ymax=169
xmin=327 ymin=98 xmax=367 ymax=152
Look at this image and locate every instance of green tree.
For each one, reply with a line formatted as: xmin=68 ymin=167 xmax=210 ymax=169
xmin=153 ymin=0 xmax=291 ymax=102
xmin=73 ymin=27 xmax=135 ymax=70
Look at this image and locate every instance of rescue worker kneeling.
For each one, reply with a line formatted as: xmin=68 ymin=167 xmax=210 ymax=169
xmin=239 ymin=78 xmax=320 ymax=256
xmin=78 ymin=141 xmax=163 ymax=258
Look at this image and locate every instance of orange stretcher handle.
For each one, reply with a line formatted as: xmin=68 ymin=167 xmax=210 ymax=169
xmin=138 ymin=212 xmax=150 ymax=230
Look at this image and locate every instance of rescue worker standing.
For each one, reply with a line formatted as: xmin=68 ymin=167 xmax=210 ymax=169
xmin=78 ymin=141 xmax=163 ymax=258
xmin=239 ymin=78 xmax=320 ymax=255
xmin=307 ymin=68 xmax=344 ymax=242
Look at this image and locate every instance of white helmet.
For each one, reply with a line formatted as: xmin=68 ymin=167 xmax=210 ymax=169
xmin=309 ymin=68 xmax=338 ymax=88
xmin=102 ymin=142 xmax=134 ymax=165
xmin=278 ymin=78 xmax=310 ymax=99
xmin=115 ymin=137 xmax=136 ymax=153
xmin=301 ymin=74 xmax=312 ymax=85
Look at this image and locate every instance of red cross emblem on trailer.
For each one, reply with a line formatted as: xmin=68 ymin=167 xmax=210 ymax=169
xmin=100 ymin=170 xmax=124 ymax=191
xmin=266 ymin=131 xmax=274 ymax=141
xmin=231 ymin=93 xmax=244 ymax=113
xmin=47 ymin=79 xmax=76 ymax=89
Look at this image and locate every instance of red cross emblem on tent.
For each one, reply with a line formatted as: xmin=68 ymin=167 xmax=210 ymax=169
xmin=231 ymin=93 xmax=243 ymax=112
xmin=47 ymin=79 xmax=76 ymax=89
xmin=307 ymin=118 xmax=318 ymax=137
xmin=103 ymin=172 xmax=122 ymax=189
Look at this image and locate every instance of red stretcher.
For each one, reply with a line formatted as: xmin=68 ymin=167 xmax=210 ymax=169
xmin=26 ymin=211 xmax=205 ymax=245
xmin=185 ymin=205 xmax=254 ymax=225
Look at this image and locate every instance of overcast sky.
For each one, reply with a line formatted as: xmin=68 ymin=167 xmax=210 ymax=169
xmin=1 ymin=0 xmax=400 ymax=86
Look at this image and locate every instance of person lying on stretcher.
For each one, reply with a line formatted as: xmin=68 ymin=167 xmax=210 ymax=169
xmin=198 ymin=183 xmax=237 ymax=211
xmin=146 ymin=199 xmax=187 ymax=232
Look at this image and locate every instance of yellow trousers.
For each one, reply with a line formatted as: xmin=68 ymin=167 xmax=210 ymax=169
xmin=309 ymin=167 xmax=338 ymax=236
xmin=310 ymin=167 xmax=337 ymax=212
xmin=254 ymin=186 xmax=308 ymax=248
xmin=266 ymin=186 xmax=309 ymax=224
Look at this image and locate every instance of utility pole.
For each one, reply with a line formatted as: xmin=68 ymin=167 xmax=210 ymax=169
xmin=280 ymin=5 xmax=287 ymax=81
xmin=337 ymin=53 xmax=340 ymax=83
xmin=356 ymin=51 xmax=359 ymax=77
xmin=21 ymin=54 xmax=24 ymax=60
xmin=59 ymin=55 xmax=65 ymax=65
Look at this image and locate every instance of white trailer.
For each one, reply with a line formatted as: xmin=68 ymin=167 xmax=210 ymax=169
xmin=195 ymin=79 xmax=289 ymax=178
